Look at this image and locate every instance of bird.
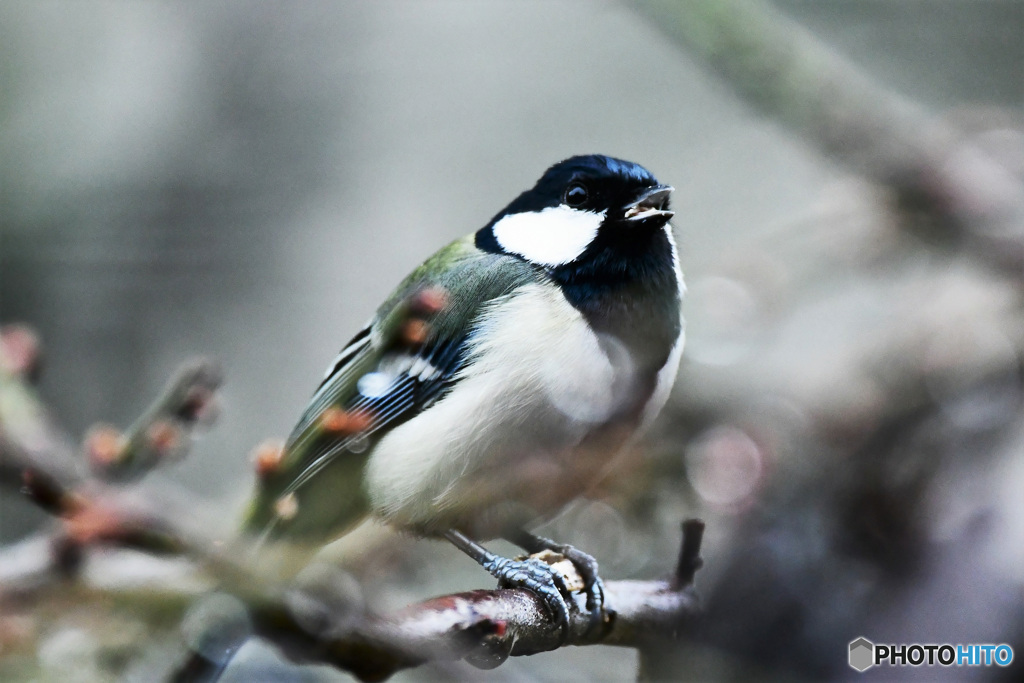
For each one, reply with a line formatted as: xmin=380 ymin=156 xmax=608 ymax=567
xmin=245 ymin=154 xmax=685 ymax=639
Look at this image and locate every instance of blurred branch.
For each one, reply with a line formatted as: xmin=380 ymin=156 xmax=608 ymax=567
xmin=89 ymin=358 xmax=222 ymax=482
xmin=230 ymin=535 xmax=701 ymax=682
xmin=673 ymin=519 xmax=705 ymax=588
xmin=0 ymin=325 xmax=80 ymax=492
xmin=635 ymin=0 xmax=1024 ymax=279
xmin=628 ymin=0 xmax=1024 ymax=511
xmin=0 ymin=513 xmax=702 ymax=682
xmin=616 ymin=7 xmax=1024 ymax=668
xmin=0 ymin=324 xmax=705 ymax=681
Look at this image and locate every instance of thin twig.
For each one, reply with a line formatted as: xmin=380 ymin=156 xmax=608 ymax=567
xmin=673 ymin=519 xmax=705 ymax=589
xmin=90 ymin=358 xmax=222 ymax=482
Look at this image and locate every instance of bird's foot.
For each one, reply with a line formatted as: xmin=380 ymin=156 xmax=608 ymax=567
xmin=547 ymin=543 xmax=611 ymax=637
xmin=481 ymin=554 xmax=573 ymax=643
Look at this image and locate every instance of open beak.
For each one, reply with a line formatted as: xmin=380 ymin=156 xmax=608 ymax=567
xmin=623 ymin=185 xmax=674 ymax=222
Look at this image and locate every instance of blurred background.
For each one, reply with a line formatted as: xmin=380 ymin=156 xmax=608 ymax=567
xmin=2 ymin=0 xmax=1024 ymax=680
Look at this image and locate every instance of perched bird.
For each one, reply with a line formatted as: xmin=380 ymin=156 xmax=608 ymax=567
xmin=246 ymin=154 xmax=684 ymax=637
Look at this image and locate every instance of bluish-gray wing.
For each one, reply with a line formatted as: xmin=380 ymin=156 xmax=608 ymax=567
xmin=281 ymin=331 xmax=470 ymax=497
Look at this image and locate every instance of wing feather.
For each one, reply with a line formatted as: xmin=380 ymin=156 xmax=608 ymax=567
xmin=245 ymin=236 xmax=536 ymax=541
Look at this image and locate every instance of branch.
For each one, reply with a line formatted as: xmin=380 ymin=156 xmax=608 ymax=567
xmin=2 ymin=330 xmax=707 ymax=680
xmin=0 ymin=325 xmax=80 ymax=492
xmin=635 ymin=0 xmax=1024 ymax=279
xmin=673 ymin=519 xmax=705 ymax=589
xmin=0 ymin=507 xmax=704 ymax=681
xmin=179 ymin=522 xmax=705 ymax=682
xmin=88 ymin=358 xmax=222 ymax=482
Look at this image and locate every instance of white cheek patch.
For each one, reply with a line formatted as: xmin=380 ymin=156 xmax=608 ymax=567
xmin=492 ymin=205 xmax=606 ymax=267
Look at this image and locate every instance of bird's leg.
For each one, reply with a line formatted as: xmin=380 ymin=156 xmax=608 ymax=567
xmin=443 ymin=529 xmax=572 ymax=643
xmin=504 ymin=529 xmax=609 ymax=635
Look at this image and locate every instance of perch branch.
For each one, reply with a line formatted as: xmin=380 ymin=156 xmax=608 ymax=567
xmin=177 ymin=522 xmax=704 ymax=682
xmin=3 ymin=335 xmax=706 ymax=680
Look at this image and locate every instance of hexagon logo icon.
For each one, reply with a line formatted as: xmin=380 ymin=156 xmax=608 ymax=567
xmin=849 ymin=637 xmax=875 ymax=672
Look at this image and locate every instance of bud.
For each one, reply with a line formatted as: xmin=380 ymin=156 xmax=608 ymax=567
xmin=84 ymin=424 xmax=127 ymax=469
xmin=252 ymin=440 xmax=285 ymax=478
xmin=146 ymin=419 xmax=181 ymax=456
xmin=64 ymin=502 xmax=120 ymax=545
xmin=0 ymin=324 xmax=42 ymax=382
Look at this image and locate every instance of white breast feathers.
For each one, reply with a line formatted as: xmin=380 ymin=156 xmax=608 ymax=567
xmin=363 ymin=282 xmax=631 ymax=532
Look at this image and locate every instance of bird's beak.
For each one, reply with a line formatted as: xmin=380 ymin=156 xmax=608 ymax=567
xmin=623 ymin=185 xmax=674 ymax=222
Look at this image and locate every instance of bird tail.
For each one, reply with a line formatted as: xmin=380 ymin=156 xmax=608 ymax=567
xmin=241 ymin=438 xmax=371 ymax=546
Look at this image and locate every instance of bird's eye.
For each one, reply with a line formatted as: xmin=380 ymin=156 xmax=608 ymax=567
xmin=564 ymin=182 xmax=589 ymax=207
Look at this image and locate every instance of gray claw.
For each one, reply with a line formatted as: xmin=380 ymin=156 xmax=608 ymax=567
xmin=483 ymin=556 xmax=573 ymax=643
